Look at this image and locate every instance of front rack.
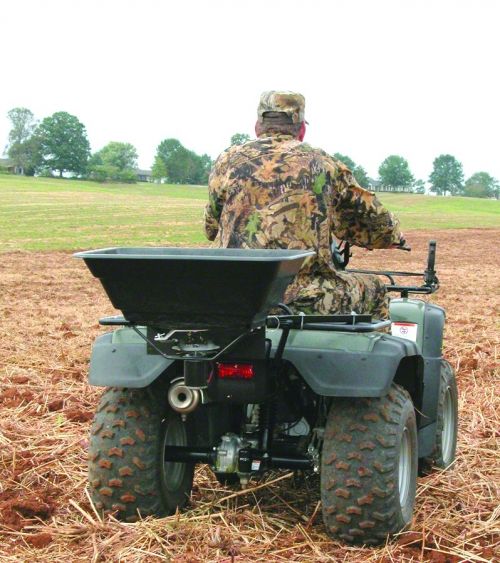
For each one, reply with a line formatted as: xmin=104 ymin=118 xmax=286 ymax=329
xmin=347 ymin=240 xmax=439 ymax=298
xmin=347 ymin=268 xmax=438 ymax=297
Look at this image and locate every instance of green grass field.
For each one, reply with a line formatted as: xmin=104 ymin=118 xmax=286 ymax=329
xmin=0 ymin=175 xmax=498 ymax=251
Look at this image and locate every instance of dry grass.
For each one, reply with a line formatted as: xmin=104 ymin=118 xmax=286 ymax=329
xmin=0 ymin=229 xmax=498 ymax=562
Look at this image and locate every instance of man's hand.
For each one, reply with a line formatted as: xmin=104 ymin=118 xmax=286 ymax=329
xmin=393 ymin=233 xmax=411 ymax=251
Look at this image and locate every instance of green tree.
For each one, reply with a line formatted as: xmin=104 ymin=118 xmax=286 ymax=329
xmin=5 ymin=107 xmax=39 ymax=174
xmin=333 ymin=153 xmax=369 ymax=188
xmin=6 ymin=107 xmax=36 ymax=147
xmin=155 ymin=138 xmax=184 ymax=183
xmin=197 ymin=153 xmax=213 ymax=184
xmin=378 ymin=155 xmax=414 ymax=190
xmin=463 ymin=172 xmax=499 ymax=199
xmin=230 ymin=133 xmax=251 ymax=146
xmin=7 ymin=135 xmax=41 ymax=176
xmin=353 ymin=165 xmax=369 ymax=188
xmin=429 ymin=154 xmax=464 ymax=196
xmin=37 ymin=111 xmax=90 ymax=177
xmin=154 ymin=138 xmax=212 ymax=184
xmin=88 ymin=142 xmax=138 ymax=182
xmin=333 ymin=152 xmax=356 ymax=170
xmin=413 ymin=179 xmax=426 ymax=194
xmin=152 ymin=155 xmax=168 ymax=182
xmin=94 ymin=142 xmax=138 ymax=170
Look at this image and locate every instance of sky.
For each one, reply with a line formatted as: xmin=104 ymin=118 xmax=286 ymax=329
xmin=1 ymin=0 xmax=499 ymax=184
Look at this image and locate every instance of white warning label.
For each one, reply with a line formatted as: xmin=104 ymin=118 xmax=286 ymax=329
xmin=391 ymin=322 xmax=418 ymax=342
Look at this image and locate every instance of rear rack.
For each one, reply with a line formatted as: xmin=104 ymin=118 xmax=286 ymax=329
xmin=266 ymin=314 xmax=390 ymax=333
xmin=99 ymin=315 xmax=131 ymax=326
xmin=99 ymin=313 xmax=390 ymax=333
xmin=98 ymin=313 xmax=390 ymax=364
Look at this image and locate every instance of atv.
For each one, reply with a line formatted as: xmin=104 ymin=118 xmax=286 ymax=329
xmin=76 ymin=240 xmax=458 ymax=546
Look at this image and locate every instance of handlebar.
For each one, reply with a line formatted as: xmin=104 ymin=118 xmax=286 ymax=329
xmin=332 ymin=238 xmax=411 ymax=270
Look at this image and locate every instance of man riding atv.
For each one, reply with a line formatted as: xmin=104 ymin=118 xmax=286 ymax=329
xmin=204 ymin=90 xmax=405 ymax=319
xmin=80 ymin=95 xmax=457 ymax=544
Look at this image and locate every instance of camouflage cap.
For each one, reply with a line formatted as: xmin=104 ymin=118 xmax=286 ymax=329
xmin=257 ymin=91 xmax=306 ymax=124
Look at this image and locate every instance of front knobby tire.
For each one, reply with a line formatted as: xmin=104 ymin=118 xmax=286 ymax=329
xmin=423 ymin=360 xmax=458 ymax=470
xmin=88 ymin=386 xmax=194 ymax=521
xmin=321 ymin=384 xmax=418 ymax=546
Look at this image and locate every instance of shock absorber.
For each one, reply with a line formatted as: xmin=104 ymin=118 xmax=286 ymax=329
xmin=261 ymin=399 xmax=277 ymax=453
xmin=244 ymin=404 xmax=261 ymax=434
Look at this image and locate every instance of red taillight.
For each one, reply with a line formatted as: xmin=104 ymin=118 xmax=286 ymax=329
xmin=216 ymin=363 xmax=254 ymax=379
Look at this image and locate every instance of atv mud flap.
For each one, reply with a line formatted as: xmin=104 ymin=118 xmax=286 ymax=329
xmin=89 ymin=328 xmax=174 ymax=387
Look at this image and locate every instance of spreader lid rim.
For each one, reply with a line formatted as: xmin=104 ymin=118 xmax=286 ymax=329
xmin=74 ymin=247 xmax=316 ymax=262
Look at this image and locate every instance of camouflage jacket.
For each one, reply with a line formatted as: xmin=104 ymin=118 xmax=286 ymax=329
xmin=204 ymin=133 xmax=401 ymax=296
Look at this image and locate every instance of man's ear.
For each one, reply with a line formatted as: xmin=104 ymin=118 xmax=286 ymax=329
xmin=297 ymin=121 xmax=306 ymax=141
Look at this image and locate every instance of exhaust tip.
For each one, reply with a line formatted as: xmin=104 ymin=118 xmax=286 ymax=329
xmin=168 ymin=379 xmax=200 ymax=414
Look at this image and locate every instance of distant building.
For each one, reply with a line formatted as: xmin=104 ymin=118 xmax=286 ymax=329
xmin=368 ymin=178 xmax=414 ymax=193
xmin=0 ymin=158 xmax=22 ymax=174
xmin=136 ymin=168 xmax=152 ymax=182
xmin=368 ymin=177 xmax=381 ymax=190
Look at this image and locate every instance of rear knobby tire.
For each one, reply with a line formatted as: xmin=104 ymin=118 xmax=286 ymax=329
xmin=423 ymin=360 xmax=458 ymax=470
xmin=88 ymin=386 xmax=194 ymax=521
xmin=321 ymin=383 xmax=418 ymax=546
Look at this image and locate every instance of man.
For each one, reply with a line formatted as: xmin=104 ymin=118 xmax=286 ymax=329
xmin=204 ymin=91 xmax=404 ymax=319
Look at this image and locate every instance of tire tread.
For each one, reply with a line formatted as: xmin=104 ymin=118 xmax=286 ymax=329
xmin=321 ymin=383 xmax=417 ymax=545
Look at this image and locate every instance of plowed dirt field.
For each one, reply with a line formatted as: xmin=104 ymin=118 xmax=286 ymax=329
xmin=0 ymin=229 xmax=498 ymax=562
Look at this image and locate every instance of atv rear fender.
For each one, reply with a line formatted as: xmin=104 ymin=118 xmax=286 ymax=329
xmin=268 ymin=329 xmax=423 ymax=400
xmin=390 ymin=298 xmax=446 ymax=455
xmin=89 ymin=328 xmax=174 ymax=388
xmin=269 ymin=297 xmax=444 ymax=400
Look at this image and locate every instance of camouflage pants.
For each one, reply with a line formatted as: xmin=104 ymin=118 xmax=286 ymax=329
xmin=286 ymin=272 xmax=389 ymax=320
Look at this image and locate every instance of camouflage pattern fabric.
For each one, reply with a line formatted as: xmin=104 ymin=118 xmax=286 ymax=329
xmin=288 ymin=270 xmax=389 ymax=320
xmin=257 ymin=91 xmax=306 ymax=123
xmin=204 ymin=133 xmax=401 ymax=319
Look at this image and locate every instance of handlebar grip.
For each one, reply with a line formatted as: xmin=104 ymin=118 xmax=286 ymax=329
xmin=427 ymin=240 xmax=436 ymax=271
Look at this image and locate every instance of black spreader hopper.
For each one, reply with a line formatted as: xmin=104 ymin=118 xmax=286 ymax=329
xmin=75 ymin=247 xmax=315 ymax=329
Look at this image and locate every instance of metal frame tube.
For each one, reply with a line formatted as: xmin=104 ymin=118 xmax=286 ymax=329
xmin=163 ymin=446 xmax=313 ymax=470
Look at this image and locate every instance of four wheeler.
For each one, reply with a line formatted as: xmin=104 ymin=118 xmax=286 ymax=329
xmin=76 ymin=241 xmax=458 ymax=546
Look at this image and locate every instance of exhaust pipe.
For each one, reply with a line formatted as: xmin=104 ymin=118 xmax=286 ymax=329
xmin=168 ymin=378 xmax=202 ymax=414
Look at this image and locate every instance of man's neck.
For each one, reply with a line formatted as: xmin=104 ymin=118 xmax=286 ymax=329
xmin=257 ymin=131 xmax=296 ymax=140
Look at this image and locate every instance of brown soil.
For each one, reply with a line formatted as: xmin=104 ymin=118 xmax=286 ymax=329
xmin=0 ymin=490 xmax=56 ymax=531
xmin=0 ymin=229 xmax=498 ymax=561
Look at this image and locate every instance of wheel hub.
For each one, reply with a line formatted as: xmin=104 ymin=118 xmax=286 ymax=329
xmin=441 ymin=385 xmax=455 ymax=464
xmin=162 ymin=417 xmax=187 ymax=491
xmin=399 ymin=426 xmax=411 ymax=508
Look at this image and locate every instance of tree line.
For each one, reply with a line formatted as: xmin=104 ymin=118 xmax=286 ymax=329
xmin=3 ymin=108 xmax=499 ymax=197
xmin=373 ymin=154 xmax=498 ymax=199
xmin=3 ymin=107 xmax=213 ymax=184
